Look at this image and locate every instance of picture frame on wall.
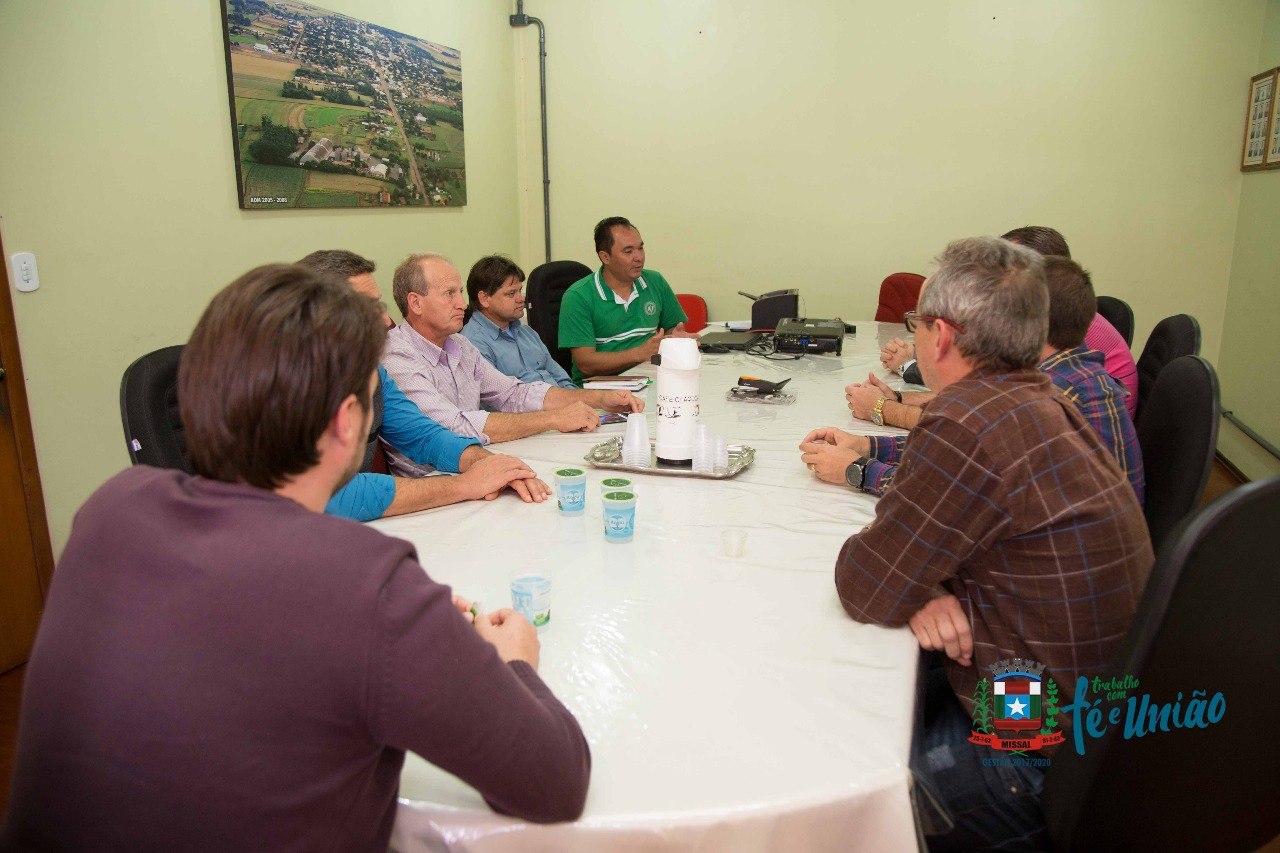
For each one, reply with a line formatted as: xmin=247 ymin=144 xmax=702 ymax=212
xmin=1266 ymin=74 xmax=1280 ymax=169
xmin=219 ymin=0 xmax=467 ymax=209
xmin=1241 ymin=67 xmax=1277 ymax=172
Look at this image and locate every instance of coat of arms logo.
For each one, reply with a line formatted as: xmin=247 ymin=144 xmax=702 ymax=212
xmin=969 ymin=658 xmax=1065 ymax=753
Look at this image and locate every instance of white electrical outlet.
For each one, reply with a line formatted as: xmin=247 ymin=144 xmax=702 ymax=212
xmin=11 ymin=252 xmax=39 ymax=293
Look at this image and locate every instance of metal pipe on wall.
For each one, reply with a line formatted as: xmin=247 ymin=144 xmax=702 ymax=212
xmin=510 ymin=2 xmax=552 ymax=264
xmin=1223 ymin=411 xmax=1280 ymax=461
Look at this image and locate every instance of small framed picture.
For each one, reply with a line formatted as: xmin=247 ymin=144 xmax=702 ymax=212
xmin=1266 ymin=77 xmax=1280 ymax=168
xmin=1241 ymin=67 xmax=1278 ymax=171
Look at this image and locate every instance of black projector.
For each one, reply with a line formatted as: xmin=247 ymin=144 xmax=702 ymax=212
xmin=774 ymin=318 xmax=846 ymax=355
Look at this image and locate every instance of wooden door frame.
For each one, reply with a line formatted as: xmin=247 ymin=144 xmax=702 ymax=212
xmin=0 ymin=220 xmax=55 ymax=596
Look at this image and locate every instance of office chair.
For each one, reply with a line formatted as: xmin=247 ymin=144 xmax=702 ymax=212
xmin=121 ymin=344 xmax=388 ymax=475
xmin=1095 ymin=296 xmax=1134 ymax=348
xmin=1136 ymin=355 xmax=1219 ymax=553
xmin=1135 ymin=313 xmax=1200 ymax=419
xmin=874 ymin=273 xmax=926 ymax=323
xmin=120 ymin=344 xmax=192 ymax=473
xmin=676 ymin=293 xmax=709 ymax=333
xmin=526 ymin=260 xmax=591 ymax=374
xmin=1042 ymin=474 xmax=1280 ymax=851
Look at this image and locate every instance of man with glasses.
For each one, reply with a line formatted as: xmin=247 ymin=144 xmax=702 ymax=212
xmin=297 ymin=250 xmax=551 ymax=521
xmin=802 ymin=258 xmax=1144 ymax=503
xmin=872 ymin=225 xmax=1138 ymax=418
xmin=382 ymin=253 xmax=644 ymax=450
xmin=823 ymin=237 xmax=1152 ymax=849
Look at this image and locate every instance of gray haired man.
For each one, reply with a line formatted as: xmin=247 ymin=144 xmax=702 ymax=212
xmin=827 ymin=237 xmax=1152 ymax=849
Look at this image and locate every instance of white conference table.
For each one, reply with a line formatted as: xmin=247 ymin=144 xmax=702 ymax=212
xmin=372 ymin=322 xmax=923 ymax=853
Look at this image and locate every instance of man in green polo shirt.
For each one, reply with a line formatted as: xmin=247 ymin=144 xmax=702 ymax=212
xmin=558 ymin=216 xmax=696 ymax=384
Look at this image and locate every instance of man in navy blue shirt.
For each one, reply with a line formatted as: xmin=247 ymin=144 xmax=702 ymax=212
xmin=298 ymin=251 xmax=551 ymax=520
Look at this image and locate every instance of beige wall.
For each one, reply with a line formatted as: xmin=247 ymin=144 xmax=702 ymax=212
xmin=514 ymin=1 xmax=1265 ymax=363
xmin=1218 ymin=0 xmax=1280 ymax=480
xmin=0 ymin=1 xmax=518 ymax=552
xmin=3 ymin=1 xmax=1275 ymax=553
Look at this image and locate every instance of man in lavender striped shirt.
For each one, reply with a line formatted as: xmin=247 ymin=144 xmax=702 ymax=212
xmin=382 ymin=254 xmax=644 ymax=473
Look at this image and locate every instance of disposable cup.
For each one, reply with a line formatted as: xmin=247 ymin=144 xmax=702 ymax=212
xmin=623 ymin=413 xmax=651 ymax=467
xmin=509 ymin=572 xmax=551 ymax=631
xmin=554 ymin=467 xmax=587 ymax=515
xmin=722 ymin=529 xmax=747 ymax=558
xmin=602 ymin=490 xmax=637 ymax=544
xmin=599 ymin=476 xmax=635 ymax=494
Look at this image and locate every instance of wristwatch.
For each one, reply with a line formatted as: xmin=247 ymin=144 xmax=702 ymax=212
xmin=897 ymin=359 xmax=917 ymax=378
xmin=871 ymin=396 xmax=889 ymax=427
xmin=845 ymin=456 xmax=870 ymax=490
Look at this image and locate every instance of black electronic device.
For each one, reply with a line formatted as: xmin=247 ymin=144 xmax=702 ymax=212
xmin=699 ymin=331 xmax=764 ymax=351
xmin=774 ymin=317 xmax=845 ymax=355
xmin=737 ymin=289 xmax=799 ymax=331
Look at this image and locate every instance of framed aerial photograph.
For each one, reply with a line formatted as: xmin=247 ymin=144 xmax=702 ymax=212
xmin=220 ymin=0 xmax=466 ymax=209
xmin=1240 ymin=67 xmax=1277 ymax=172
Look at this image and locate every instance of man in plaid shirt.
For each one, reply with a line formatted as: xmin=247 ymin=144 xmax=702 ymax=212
xmin=832 ymin=238 xmax=1152 ymax=849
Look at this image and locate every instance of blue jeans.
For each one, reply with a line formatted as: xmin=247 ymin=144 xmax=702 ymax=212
xmin=911 ymin=662 xmax=1050 ymax=851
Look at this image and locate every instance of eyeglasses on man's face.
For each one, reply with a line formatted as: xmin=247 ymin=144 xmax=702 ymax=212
xmin=904 ymin=310 xmax=966 ymax=335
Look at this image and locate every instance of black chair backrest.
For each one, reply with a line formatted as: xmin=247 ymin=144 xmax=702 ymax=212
xmin=361 ymin=374 xmax=385 ymax=472
xmin=121 ymin=344 xmax=385 ymax=475
xmin=120 ymin=345 xmax=193 ymax=473
xmin=1135 ymin=313 xmax=1200 ymax=418
xmin=1042 ymin=475 xmax=1280 ymax=852
xmin=1095 ymin=295 xmax=1134 ymax=347
xmin=1136 ymin=355 xmax=1219 ymax=552
xmin=526 ymin=260 xmax=591 ymax=374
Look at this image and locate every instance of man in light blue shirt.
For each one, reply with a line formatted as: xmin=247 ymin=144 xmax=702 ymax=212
xmin=461 ymin=255 xmax=576 ymax=389
xmin=297 ymin=250 xmax=552 ymax=521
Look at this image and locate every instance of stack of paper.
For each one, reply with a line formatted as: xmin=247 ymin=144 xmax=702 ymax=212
xmin=584 ymin=375 xmax=650 ymax=391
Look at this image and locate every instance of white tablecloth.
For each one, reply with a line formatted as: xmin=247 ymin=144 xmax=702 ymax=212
xmin=371 ymin=322 xmax=923 ymax=852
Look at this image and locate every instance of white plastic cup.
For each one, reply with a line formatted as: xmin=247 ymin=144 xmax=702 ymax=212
xmin=692 ymin=423 xmax=712 ymax=473
xmin=623 ymin=413 xmax=651 ymax=467
xmin=714 ymin=437 xmax=729 ymax=473
xmin=602 ymin=490 xmax=637 ymax=544
xmin=722 ymin=530 xmax=747 ymax=558
xmin=554 ymin=467 xmax=587 ymax=515
xmin=509 ymin=572 xmax=551 ymax=631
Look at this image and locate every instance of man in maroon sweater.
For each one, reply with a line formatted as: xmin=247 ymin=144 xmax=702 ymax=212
xmin=2 ymin=265 xmax=590 ymax=850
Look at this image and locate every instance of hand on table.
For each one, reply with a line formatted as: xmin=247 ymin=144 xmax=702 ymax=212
xmin=799 ymin=427 xmax=871 ymax=486
xmin=475 ymin=608 xmax=541 ymax=670
xmin=844 ymin=374 xmax=890 ymax=421
xmin=908 ymin=594 xmax=973 ymax=667
xmin=881 ymin=338 xmax=915 ymax=372
xmin=864 ymin=373 xmax=900 ymax=400
xmin=496 ymin=473 xmax=552 ymax=502
xmin=552 ymin=401 xmax=602 ymax=434
xmin=593 ymin=390 xmax=645 ymax=414
xmin=461 ymin=453 xmax=541 ymax=501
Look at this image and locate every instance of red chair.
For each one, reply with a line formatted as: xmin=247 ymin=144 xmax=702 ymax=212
xmin=874 ymin=273 xmax=926 ymax=323
xmin=676 ymin=293 xmax=709 ymax=333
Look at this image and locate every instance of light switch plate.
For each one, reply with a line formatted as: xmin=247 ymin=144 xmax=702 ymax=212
xmin=11 ymin=252 xmax=39 ymax=292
